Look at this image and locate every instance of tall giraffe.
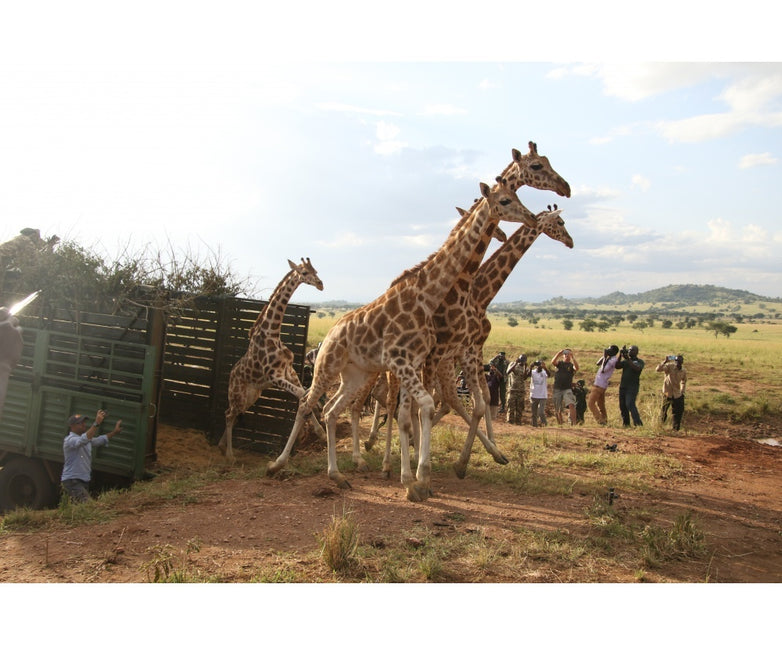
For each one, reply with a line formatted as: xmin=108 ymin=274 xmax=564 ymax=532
xmin=267 ymin=180 xmax=534 ymax=501
xmin=449 ymin=206 xmax=574 ymax=476
xmin=366 ymin=143 xmax=572 ymax=477
xmin=218 ymin=258 xmax=324 ymax=462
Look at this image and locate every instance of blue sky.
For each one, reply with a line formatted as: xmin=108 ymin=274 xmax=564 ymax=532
xmin=1 ymin=4 xmax=780 ymax=305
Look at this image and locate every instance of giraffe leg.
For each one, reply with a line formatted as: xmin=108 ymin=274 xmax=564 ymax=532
xmin=364 ymin=400 xmax=383 ymax=451
xmin=350 ymin=407 xmax=369 ymax=472
xmin=322 ymin=365 xmax=373 ymax=489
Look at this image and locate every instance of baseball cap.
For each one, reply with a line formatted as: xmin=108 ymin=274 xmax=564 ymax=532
xmin=68 ymin=414 xmax=90 ymax=426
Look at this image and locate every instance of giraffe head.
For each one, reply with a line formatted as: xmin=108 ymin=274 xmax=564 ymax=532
xmin=480 ymin=177 xmax=537 ymax=227
xmin=503 ymin=142 xmax=571 ymax=197
xmin=531 ymin=204 xmax=574 ymax=249
xmin=456 ymin=206 xmax=507 ymax=243
xmin=287 ymin=257 xmax=324 ymax=291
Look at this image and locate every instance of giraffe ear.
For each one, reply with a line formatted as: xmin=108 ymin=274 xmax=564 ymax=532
xmin=288 ymin=259 xmax=297 ymax=270
xmin=455 ymin=206 xmax=468 ymax=217
xmin=512 ymin=148 xmax=522 ymax=162
xmin=480 ymin=182 xmax=491 ymax=198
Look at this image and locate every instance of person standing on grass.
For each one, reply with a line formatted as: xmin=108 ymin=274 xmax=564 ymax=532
xmin=529 ymin=360 xmax=550 ymax=427
xmin=572 ymin=379 xmax=588 ymax=424
xmin=656 ymin=354 xmax=687 ymax=431
xmin=550 ymin=348 xmax=579 ymax=425
xmin=506 ymin=353 xmax=530 ymax=424
xmin=490 ymin=351 xmax=509 ymax=414
xmin=616 ymin=345 xmax=645 ymax=427
xmin=485 ymin=363 xmax=502 ymax=420
xmin=61 ymin=409 xmax=122 ymax=503
xmin=588 ymin=345 xmax=620 ymax=425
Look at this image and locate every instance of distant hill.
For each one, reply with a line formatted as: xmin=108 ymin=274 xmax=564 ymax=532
xmin=494 ymin=284 xmax=781 ymax=309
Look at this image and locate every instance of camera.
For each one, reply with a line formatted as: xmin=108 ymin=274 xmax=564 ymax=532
xmin=563 ymin=349 xmax=570 ymax=355
xmin=620 ymin=344 xmax=629 ymax=358
xmin=533 ymin=360 xmax=542 ymax=367
xmin=667 ymin=355 xmax=678 ymax=361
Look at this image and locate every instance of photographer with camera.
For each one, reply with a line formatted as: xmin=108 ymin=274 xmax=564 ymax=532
xmin=616 ymin=345 xmax=645 ymax=427
xmin=529 ymin=359 xmax=551 ymax=427
xmin=505 ymin=354 xmax=531 ymax=424
xmin=587 ymin=345 xmax=620 ymax=425
xmin=550 ymin=348 xmax=579 ymax=425
xmin=656 ymin=354 xmax=687 ymax=431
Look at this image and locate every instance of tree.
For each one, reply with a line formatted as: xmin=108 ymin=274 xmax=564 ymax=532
xmin=562 ymin=319 xmax=574 ymax=331
xmin=579 ymin=319 xmax=597 ymax=332
xmin=507 ymin=317 xmax=519 ymax=328
xmin=662 ymin=320 xmax=673 ymax=329
xmin=707 ymin=321 xmax=738 ymax=338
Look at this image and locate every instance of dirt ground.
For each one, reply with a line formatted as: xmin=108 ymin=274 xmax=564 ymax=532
xmin=0 ymin=414 xmax=780 ymax=584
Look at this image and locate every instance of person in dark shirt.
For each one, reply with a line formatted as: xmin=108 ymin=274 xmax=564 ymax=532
xmin=616 ymin=345 xmax=645 ymax=427
xmin=550 ymin=348 xmax=579 ymax=425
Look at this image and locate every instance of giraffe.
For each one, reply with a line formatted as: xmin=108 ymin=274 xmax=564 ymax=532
xmin=217 ymin=258 xmax=324 ymax=462
xmin=360 ymin=143 xmax=572 ymax=478
xmin=267 ymin=179 xmax=535 ymax=501
xmin=450 ymin=205 xmax=574 ymax=476
xmin=360 ymin=206 xmax=508 ymax=474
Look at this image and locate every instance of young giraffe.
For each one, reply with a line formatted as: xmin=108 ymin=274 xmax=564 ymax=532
xmin=361 ymin=143 xmax=572 ymax=477
xmin=450 ymin=206 xmax=574 ymax=476
xmin=267 ymin=180 xmax=535 ymax=501
xmin=218 ymin=258 xmax=324 ymax=462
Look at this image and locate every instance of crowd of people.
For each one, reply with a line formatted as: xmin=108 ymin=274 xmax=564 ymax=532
xmin=479 ymin=346 xmax=687 ymax=430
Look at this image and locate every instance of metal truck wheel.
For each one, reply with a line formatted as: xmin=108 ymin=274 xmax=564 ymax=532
xmin=0 ymin=457 xmax=58 ymax=511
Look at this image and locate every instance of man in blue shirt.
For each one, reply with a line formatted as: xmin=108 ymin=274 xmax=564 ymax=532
xmin=61 ymin=409 xmax=122 ymax=503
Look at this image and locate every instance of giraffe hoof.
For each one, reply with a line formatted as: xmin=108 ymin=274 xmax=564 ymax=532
xmin=266 ymin=461 xmax=282 ymax=477
xmin=363 ymin=440 xmax=374 ymax=451
xmin=337 ymin=479 xmax=352 ymax=490
xmin=406 ymin=481 xmax=431 ymax=502
xmin=355 ymin=461 xmax=369 ymax=473
xmin=453 ymin=463 xmax=467 ymax=480
xmin=493 ymin=453 xmax=509 ymax=466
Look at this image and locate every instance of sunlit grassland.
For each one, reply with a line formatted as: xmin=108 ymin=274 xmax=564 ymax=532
xmin=305 ymin=309 xmax=782 ymax=430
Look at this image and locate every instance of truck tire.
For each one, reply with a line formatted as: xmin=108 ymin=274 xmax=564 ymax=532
xmin=0 ymin=457 xmax=58 ymax=511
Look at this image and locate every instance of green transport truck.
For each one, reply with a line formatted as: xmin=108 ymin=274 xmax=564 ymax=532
xmin=0 ymin=295 xmax=312 ymax=512
xmin=0 ymin=307 xmax=164 ymax=511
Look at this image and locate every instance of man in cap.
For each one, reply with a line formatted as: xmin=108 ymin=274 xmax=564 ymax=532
xmin=656 ymin=354 xmax=687 ymax=431
xmin=505 ymin=353 xmax=530 ymax=424
xmin=61 ymin=409 xmax=122 ymax=503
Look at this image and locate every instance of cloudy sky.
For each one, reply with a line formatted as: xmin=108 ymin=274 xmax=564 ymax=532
xmin=1 ymin=4 xmax=780 ymax=305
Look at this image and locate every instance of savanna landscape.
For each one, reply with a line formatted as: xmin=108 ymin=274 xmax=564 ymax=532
xmin=1 ymin=296 xmax=780 ymax=586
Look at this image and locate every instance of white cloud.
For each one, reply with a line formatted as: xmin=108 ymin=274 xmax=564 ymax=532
xmin=373 ymin=121 xmax=407 ymax=156
xmin=478 ymin=79 xmax=498 ymax=90
xmin=421 ymin=104 xmax=468 ymax=116
xmin=551 ymin=63 xmax=717 ymax=102
xmin=316 ymin=232 xmax=365 ymax=248
xmin=631 ymin=174 xmax=651 ymax=191
xmin=739 ymin=152 xmax=778 ymax=169
xmin=315 ymin=102 xmax=402 ymax=117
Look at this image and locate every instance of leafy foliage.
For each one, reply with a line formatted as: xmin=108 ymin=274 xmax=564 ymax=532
xmin=1 ymin=235 xmax=254 ymax=315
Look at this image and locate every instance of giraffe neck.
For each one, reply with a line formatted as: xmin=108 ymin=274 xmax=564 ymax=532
xmin=415 ymin=199 xmax=494 ymax=313
xmin=471 ymin=225 xmax=542 ymax=312
xmin=448 ymin=211 xmax=499 ymax=300
xmin=251 ymin=270 xmax=300 ymax=337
